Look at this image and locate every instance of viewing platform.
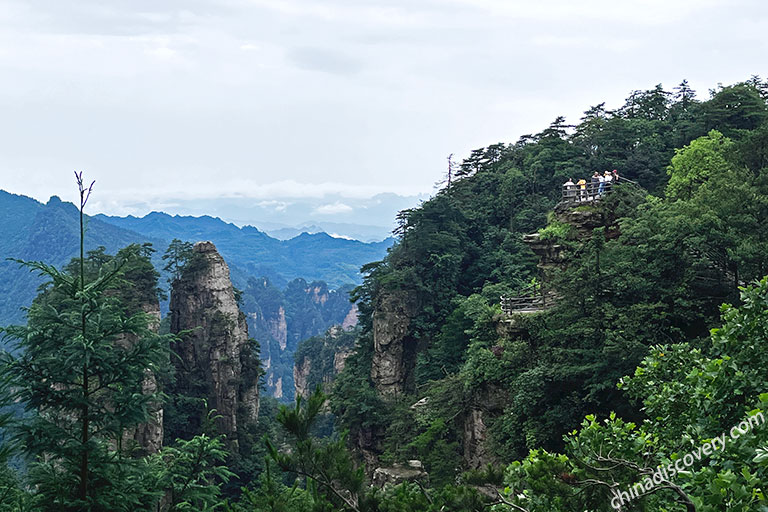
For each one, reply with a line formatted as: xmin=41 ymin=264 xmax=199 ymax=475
xmin=560 ymin=177 xmax=640 ymax=205
xmin=560 ymin=182 xmax=612 ymax=203
xmin=501 ymin=178 xmax=641 ymax=316
xmin=500 ymin=283 xmax=549 ymax=315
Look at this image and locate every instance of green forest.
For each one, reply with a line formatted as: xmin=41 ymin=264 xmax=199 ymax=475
xmin=2 ymin=77 xmax=768 ymax=511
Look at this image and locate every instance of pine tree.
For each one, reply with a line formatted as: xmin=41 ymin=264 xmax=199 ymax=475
xmin=1 ymin=173 xmax=170 ymax=510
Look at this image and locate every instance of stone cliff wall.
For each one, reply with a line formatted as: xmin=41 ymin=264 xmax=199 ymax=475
xmin=120 ymin=300 xmax=163 ymax=455
xmin=169 ymin=241 xmax=260 ymax=451
xmin=293 ymin=325 xmax=356 ymax=400
xmin=341 ymin=303 xmax=359 ymax=330
xmin=462 ymin=386 xmax=506 ymax=469
xmin=371 ymin=292 xmax=420 ymax=397
xmin=293 ymin=357 xmax=312 ymax=400
xmin=246 ymin=278 xmax=358 ymax=401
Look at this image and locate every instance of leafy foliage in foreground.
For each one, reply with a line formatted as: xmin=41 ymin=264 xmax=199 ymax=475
xmin=0 ymin=176 xmax=172 ymax=510
xmin=497 ymin=279 xmax=768 ymax=511
xmin=254 ymin=387 xmax=489 ymax=512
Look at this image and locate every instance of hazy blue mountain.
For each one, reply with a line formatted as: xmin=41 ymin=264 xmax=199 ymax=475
xmin=0 ymin=191 xmax=164 ymax=324
xmin=106 ymin=192 xmax=426 ymax=240
xmin=1 ymin=190 xmax=386 ymax=401
xmin=263 ymin=222 xmax=394 ymax=242
xmin=0 ymin=191 xmax=393 ymax=323
xmin=95 ymin=211 xmax=394 ymax=288
xmin=265 ymin=224 xmax=325 ymax=240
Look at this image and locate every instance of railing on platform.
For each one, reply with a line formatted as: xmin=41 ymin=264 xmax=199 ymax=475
xmin=561 ymin=178 xmax=640 ymax=203
xmin=500 ymin=283 xmax=547 ymax=314
xmin=561 ymin=181 xmax=611 ymax=202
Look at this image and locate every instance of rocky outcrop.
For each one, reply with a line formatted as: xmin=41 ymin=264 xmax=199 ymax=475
xmin=372 ymin=460 xmax=429 ymax=488
xmin=293 ymin=326 xmax=356 ymax=400
xmin=310 ymin=285 xmax=329 ymax=305
xmin=520 ymin=201 xmax=619 ymax=302
xmin=522 ymin=233 xmax=567 ymax=267
xmin=341 ymin=303 xmax=359 ymax=330
xmin=462 ymin=386 xmax=506 ymax=469
xmin=333 ymin=346 xmax=352 ymax=374
xmin=463 ymin=409 xmax=489 ymax=468
xmin=371 ymin=292 xmax=420 ymax=397
xmin=266 ymin=372 xmax=284 ymax=399
xmin=116 ymin=290 xmax=163 ymax=455
xmin=130 ymin=302 xmax=163 ymax=455
xmin=553 ymin=201 xmax=608 ymax=236
xmin=294 ymin=357 xmax=312 ymax=400
xmin=268 ymin=306 xmax=288 ymax=351
xmin=169 ymin=241 xmax=260 ymax=452
xmin=245 ymin=278 xmax=357 ymax=400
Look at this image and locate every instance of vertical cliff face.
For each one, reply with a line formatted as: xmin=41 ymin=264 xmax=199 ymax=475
xmin=270 ymin=306 xmax=288 ymax=350
xmin=370 ymin=292 xmax=419 ymax=397
xmin=293 ymin=357 xmax=312 ymax=400
xmin=292 ymin=326 xmax=357 ymax=400
xmin=462 ymin=386 xmax=506 ymax=469
xmin=245 ymin=278 xmax=358 ymax=400
xmin=115 ymin=299 xmax=164 ymax=455
xmin=341 ymin=303 xmax=359 ymax=330
xmin=169 ymin=241 xmax=260 ymax=451
xmin=129 ymin=301 xmax=163 ymax=455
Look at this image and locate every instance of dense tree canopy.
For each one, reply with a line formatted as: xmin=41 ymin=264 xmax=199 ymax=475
xmin=331 ymin=78 xmax=768 ymax=499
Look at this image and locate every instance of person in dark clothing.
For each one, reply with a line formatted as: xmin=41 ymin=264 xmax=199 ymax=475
xmin=590 ymin=171 xmax=600 ymax=199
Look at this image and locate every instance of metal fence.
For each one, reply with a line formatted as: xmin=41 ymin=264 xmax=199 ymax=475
xmin=561 ymin=178 xmax=641 ymax=202
xmin=561 ymin=181 xmax=613 ymax=202
xmin=500 ymin=283 xmax=547 ymax=314
xmin=500 ymin=294 xmax=546 ymax=314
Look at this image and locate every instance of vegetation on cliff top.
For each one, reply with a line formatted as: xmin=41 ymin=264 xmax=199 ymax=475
xmin=327 ymin=78 xmax=768 ymax=508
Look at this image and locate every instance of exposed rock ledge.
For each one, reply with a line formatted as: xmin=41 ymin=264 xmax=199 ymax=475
xmin=372 ymin=460 xmax=429 ymax=488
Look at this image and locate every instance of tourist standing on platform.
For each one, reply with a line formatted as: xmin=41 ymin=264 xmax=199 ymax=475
xmin=590 ymin=172 xmax=600 ymax=199
xmin=563 ymin=178 xmax=575 ymax=200
xmin=577 ymin=178 xmax=587 ymax=201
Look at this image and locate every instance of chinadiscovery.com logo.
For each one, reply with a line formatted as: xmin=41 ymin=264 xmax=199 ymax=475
xmin=610 ymin=411 xmax=765 ymax=509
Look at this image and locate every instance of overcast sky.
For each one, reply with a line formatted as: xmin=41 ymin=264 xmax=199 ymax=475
xmin=0 ymin=0 xmax=766 ymax=224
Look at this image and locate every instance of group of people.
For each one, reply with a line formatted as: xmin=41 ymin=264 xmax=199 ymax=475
xmin=563 ymin=170 xmax=620 ymax=201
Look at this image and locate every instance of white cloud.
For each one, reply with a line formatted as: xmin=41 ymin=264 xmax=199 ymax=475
xmin=145 ymin=46 xmax=176 ymax=59
xmin=0 ymin=0 xmax=765 ymax=219
xmin=314 ymin=202 xmax=354 ymax=215
xmin=453 ymin=0 xmax=724 ymax=24
xmin=328 ymin=232 xmax=354 ymax=240
xmin=256 ymin=200 xmax=290 ymax=211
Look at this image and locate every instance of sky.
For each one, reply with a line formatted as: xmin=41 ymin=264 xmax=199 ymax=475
xmin=0 ymin=0 xmax=766 ymax=231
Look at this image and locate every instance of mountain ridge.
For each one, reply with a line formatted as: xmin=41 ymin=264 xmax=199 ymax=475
xmin=0 ymin=190 xmax=394 ymax=325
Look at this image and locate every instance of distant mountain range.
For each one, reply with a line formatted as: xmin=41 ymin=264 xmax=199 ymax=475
xmin=93 ymin=192 xmax=426 ymax=242
xmin=94 ymin=211 xmax=394 ymax=288
xmin=0 ymin=189 xmax=394 ymax=325
xmin=262 ymin=222 xmax=390 ymax=242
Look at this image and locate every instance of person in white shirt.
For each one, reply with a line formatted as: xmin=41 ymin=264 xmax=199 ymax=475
xmin=563 ymin=178 xmax=575 ymax=200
